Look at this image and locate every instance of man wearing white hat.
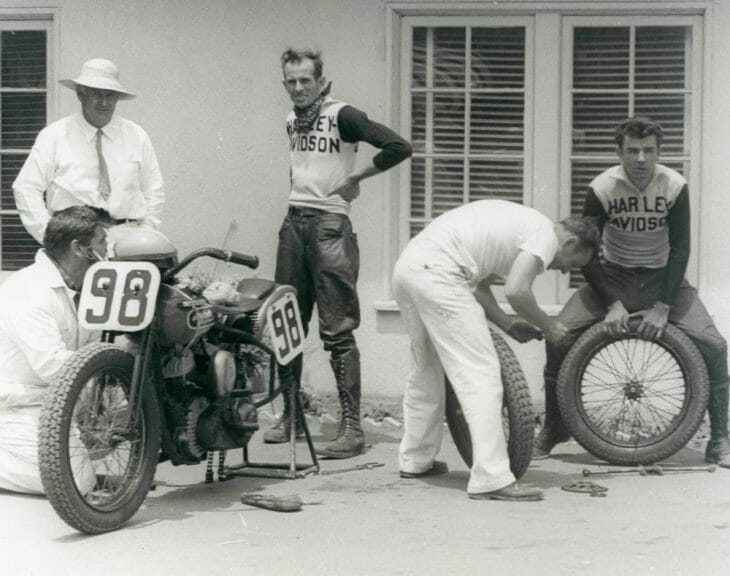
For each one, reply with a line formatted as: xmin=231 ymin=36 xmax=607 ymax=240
xmin=12 ymin=58 xmax=164 ymax=247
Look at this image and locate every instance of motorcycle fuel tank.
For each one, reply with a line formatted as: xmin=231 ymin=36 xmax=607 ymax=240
xmin=113 ymin=228 xmax=178 ymax=270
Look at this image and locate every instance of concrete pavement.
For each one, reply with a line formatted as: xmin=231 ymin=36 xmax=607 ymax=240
xmin=2 ymin=415 xmax=728 ymax=576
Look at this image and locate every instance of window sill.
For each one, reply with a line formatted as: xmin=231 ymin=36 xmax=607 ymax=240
xmin=373 ymin=299 xmax=564 ymax=317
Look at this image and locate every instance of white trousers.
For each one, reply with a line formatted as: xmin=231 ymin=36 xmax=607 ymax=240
xmin=0 ymin=405 xmax=96 ymax=495
xmin=393 ymin=245 xmax=515 ymax=494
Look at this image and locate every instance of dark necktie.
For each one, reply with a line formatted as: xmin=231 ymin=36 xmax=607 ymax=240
xmin=96 ymin=129 xmax=111 ymax=200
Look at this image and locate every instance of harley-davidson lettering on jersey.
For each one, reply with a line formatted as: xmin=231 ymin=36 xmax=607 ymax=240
xmin=590 ymin=164 xmax=686 ymax=269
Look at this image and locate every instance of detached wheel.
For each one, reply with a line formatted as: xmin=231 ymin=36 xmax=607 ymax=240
xmin=445 ymin=329 xmax=535 ymax=480
xmin=39 ymin=342 xmax=161 ymax=534
xmin=557 ymin=319 xmax=709 ymax=465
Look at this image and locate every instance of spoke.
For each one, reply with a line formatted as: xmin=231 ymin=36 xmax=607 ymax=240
xmin=586 ymin=348 xmax=630 ymax=382
xmin=583 ymin=388 xmax=626 ymax=425
xmin=580 ymin=373 xmax=624 ymax=395
xmin=634 ymin=340 xmax=661 ymax=382
xmin=614 ymin=339 xmax=640 ymax=382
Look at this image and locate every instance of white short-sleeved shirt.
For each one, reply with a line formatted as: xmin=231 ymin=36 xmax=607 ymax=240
xmin=409 ymin=200 xmax=558 ymax=286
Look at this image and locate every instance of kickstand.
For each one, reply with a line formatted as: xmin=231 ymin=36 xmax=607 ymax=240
xmin=221 ymin=369 xmax=320 ymax=480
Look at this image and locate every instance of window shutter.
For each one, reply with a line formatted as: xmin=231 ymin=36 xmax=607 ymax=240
xmin=569 ymin=25 xmax=692 ymax=287
xmin=0 ymin=29 xmax=46 ymax=270
xmin=409 ymin=25 xmax=526 ymax=238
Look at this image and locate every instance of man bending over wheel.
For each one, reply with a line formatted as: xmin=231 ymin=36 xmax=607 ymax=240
xmin=392 ymin=200 xmax=599 ymax=501
xmin=535 ymin=117 xmax=730 ymax=469
xmin=0 ymin=206 xmax=111 ymax=493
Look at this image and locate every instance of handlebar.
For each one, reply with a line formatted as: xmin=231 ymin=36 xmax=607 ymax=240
xmin=162 ymin=247 xmax=259 ymax=282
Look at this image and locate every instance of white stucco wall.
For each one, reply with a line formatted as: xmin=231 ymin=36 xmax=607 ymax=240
xmin=3 ymin=0 xmax=729 ymax=402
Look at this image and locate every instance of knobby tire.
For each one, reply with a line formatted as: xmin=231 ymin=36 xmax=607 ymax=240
xmin=445 ymin=329 xmax=535 ymax=480
xmin=39 ymin=342 xmax=161 ymax=534
xmin=557 ymin=319 xmax=709 ymax=465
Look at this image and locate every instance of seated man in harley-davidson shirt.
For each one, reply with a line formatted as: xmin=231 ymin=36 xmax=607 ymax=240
xmin=0 ymin=206 xmax=110 ymax=494
xmin=534 ymin=117 xmax=730 ymax=469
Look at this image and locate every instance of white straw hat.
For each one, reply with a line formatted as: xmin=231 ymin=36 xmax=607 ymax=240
xmin=59 ymin=58 xmax=136 ymax=100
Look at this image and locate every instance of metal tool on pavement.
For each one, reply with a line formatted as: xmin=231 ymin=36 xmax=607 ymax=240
xmin=240 ymin=493 xmax=303 ymax=512
xmin=582 ymin=464 xmax=716 ymax=477
xmin=561 ymin=480 xmax=608 ymax=497
xmin=319 ymin=461 xmax=385 ymax=476
xmin=583 ymin=465 xmax=663 ymax=477
xmin=654 ymin=464 xmax=716 ymax=473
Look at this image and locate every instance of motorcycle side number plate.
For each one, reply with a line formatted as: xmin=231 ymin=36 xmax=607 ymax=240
xmin=78 ymin=261 xmax=161 ymax=332
xmin=265 ymin=292 xmax=305 ymax=366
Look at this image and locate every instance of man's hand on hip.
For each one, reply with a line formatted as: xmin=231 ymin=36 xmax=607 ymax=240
xmin=327 ymin=176 xmax=361 ymax=202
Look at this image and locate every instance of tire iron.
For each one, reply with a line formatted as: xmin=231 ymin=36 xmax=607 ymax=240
xmin=583 ymin=464 xmax=716 ymax=477
xmin=319 ymin=461 xmax=385 ymax=476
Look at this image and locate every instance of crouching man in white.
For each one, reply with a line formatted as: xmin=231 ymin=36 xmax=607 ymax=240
xmin=393 ymin=200 xmax=599 ymax=501
xmin=0 ymin=206 xmax=111 ymax=494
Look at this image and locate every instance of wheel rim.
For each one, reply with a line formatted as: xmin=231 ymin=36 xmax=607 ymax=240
xmin=576 ymin=336 xmax=690 ymax=447
xmin=68 ymin=366 xmax=148 ymax=511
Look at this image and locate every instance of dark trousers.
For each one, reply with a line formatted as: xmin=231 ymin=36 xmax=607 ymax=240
xmin=275 ymin=207 xmax=360 ymax=359
xmin=545 ymin=263 xmax=728 ymax=436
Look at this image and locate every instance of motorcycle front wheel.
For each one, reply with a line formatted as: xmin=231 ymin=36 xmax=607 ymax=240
xmin=557 ymin=319 xmax=709 ymax=465
xmin=39 ymin=342 xmax=161 ymax=534
xmin=445 ymin=329 xmax=535 ymax=480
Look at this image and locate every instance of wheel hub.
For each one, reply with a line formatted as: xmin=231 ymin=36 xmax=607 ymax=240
xmin=624 ymin=380 xmax=644 ymax=401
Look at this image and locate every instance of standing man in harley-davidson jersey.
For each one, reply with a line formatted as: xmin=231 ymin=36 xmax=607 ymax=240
xmin=534 ymin=117 xmax=730 ymax=469
xmin=0 ymin=206 xmax=111 ymax=493
xmin=265 ymin=48 xmax=412 ymax=458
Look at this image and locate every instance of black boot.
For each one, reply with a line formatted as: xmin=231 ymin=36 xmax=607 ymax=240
xmin=533 ymin=374 xmax=570 ymax=459
xmin=704 ymin=379 xmax=730 ymax=468
xmin=263 ymin=359 xmax=305 ymax=444
xmin=316 ymin=351 xmax=365 ymax=459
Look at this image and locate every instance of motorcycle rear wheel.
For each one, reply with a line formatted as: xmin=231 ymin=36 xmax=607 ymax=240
xmin=557 ymin=319 xmax=709 ymax=465
xmin=39 ymin=342 xmax=161 ymax=534
xmin=445 ymin=329 xmax=535 ymax=480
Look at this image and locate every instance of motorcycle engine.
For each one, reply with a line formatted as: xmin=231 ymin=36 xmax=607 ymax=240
xmin=163 ymin=346 xmax=258 ymax=461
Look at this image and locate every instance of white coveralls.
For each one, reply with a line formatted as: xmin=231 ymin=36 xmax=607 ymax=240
xmin=392 ymin=200 xmax=558 ymax=494
xmin=0 ymin=250 xmax=98 ymax=494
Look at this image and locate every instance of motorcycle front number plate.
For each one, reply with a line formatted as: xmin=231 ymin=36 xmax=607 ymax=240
xmin=78 ymin=261 xmax=161 ymax=332
xmin=265 ymin=291 xmax=305 ymax=365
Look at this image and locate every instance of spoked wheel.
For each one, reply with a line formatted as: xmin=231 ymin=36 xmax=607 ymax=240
xmin=39 ymin=342 xmax=161 ymax=534
xmin=557 ymin=319 xmax=709 ymax=465
xmin=445 ymin=329 xmax=535 ymax=480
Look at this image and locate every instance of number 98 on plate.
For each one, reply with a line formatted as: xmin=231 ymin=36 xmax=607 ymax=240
xmin=78 ymin=261 xmax=161 ymax=332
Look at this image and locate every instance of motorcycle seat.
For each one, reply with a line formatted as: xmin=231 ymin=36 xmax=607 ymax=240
xmin=236 ymin=278 xmax=276 ymax=301
xmin=212 ymin=299 xmax=262 ymax=316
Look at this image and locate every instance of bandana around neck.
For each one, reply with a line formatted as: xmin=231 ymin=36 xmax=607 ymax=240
xmin=293 ymin=82 xmax=332 ymax=133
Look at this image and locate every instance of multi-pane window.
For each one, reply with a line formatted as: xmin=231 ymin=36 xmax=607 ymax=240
xmin=399 ymin=14 xmax=700 ymax=304
xmin=0 ymin=25 xmax=48 ymax=271
xmin=407 ymin=24 xmax=529 ymax=237
xmin=566 ymin=23 xmax=696 ymax=287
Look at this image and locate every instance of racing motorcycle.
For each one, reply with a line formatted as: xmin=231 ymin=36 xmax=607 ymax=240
xmin=38 ymin=230 xmax=314 ymax=534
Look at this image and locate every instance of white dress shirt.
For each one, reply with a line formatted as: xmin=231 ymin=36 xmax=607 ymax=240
xmin=0 ymin=250 xmax=100 ymax=493
xmin=12 ymin=113 xmax=165 ymax=243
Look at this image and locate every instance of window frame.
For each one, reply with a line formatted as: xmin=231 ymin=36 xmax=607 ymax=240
xmin=399 ymin=16 xmax=536 ymax=243
xmin=380 ymin=1 xmax=710 ymax=312
xmin=559 ymin=14 xmax=704 ymax=303
xmin=0 ymin=11 xmax=56 ymax=281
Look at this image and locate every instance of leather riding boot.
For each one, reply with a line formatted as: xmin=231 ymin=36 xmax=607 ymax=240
xmin=263 ymin=358 xmax=305 ymax=444
xmin=533 ymin=374 xmax=571 ymax=460
xmin=704 ymin=379 xmax=730 ymax=468
xmin=316 ymin=351 xmax=365 ymax=459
